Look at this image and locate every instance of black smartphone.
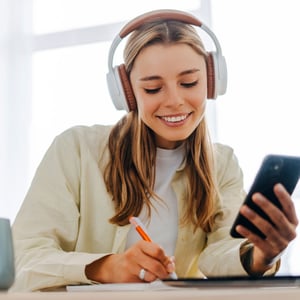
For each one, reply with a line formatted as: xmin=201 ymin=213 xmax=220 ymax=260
xmin=230 ymin=154 xmax=300 ymax=239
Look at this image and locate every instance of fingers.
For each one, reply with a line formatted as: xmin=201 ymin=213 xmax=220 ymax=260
xmin=236 ymin=210 xmax=286 ymax=256
xmin=86 ymin=246 xmax=174 ymax=284
xmin=167 ymin=256 xmax=176 ymax=273
xmin=238 ymin=185 xmax=298 ymax=240
xmin=236 ymin=185 xmax=298 ymax=268
xmin=124 ymin=240 xmax=174 ymax=282
xmin=137 ymin=268 xmax=157 ymax=282
xmin=139 ymin=241 xmax=175 ymax=279
xmin=274 ymin=183 xmax=299 ymax=226
xmin=253 ymin=186 xmax=298 ymax=241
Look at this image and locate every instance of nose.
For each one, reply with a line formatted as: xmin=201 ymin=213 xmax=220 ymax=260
xmin=164 ymin=86 xmax=184 ymax=107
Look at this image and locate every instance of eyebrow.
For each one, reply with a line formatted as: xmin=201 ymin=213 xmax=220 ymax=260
xmin=139 ymin=68 xmax=201 ymax=82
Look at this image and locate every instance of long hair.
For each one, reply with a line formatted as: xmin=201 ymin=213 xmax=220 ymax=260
xmin=104 ymin=20 xmax=217 ymax=232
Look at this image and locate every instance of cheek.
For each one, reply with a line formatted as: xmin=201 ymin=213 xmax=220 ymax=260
xmin=138 ymin=102 xmax=159 ymax=125
xmin=190 ymin=88 xmax=207 ymax=108
xmin=135 ymin=93 xmax=160 ymax=116
xmin=136 ymin=95 xmax=153 ymax=123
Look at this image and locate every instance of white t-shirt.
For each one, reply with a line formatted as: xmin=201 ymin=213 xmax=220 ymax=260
xmin=125 ymin=144 xmax=185 ymax=256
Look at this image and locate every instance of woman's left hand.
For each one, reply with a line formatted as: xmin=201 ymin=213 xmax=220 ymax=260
xmin=236 ymin=183 xmax=299 ymax=275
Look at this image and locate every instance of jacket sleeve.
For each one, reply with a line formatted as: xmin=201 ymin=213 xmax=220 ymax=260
xmin=198 ymin=144 xmax=249 ymax=276
xmin=11 ymin=129 xmax=108 ymax=292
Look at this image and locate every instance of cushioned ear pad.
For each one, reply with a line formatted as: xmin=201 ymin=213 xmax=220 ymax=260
xmin=117 ymin=64 xmax=137 ymax=111
xmin=206 ymin=53 xmax=215 ymax=99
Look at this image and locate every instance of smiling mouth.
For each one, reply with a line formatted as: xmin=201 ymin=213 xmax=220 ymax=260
xmin=159 ymin=113 xmax=190 ymax=123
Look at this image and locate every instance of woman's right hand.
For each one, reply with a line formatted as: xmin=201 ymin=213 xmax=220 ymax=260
xmin=85 ymin=240 xmax=175 ymax=283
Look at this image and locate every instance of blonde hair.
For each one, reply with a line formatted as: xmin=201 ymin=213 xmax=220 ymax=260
xmin=105 ymin=20 xmax=217 ymax=232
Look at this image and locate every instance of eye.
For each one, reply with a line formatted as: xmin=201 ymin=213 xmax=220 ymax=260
xmin=181 ymin=80 xmax=198 ymax=88
xmin=144 ymin=87 xmax=161 ymax=94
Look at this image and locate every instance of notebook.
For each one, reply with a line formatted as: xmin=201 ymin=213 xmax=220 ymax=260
xmin=67 ymin=280 xmax=177 ymax=292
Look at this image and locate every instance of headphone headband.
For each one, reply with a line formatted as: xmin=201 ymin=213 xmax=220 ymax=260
xmin=119 ymin=10 xmax=203 ymax=38
xmin=106 ymin=9 xmax=227 ymax=111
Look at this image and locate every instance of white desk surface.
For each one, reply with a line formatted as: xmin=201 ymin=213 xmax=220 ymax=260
xmin=1 ymin=288 xmax=300 ymax=300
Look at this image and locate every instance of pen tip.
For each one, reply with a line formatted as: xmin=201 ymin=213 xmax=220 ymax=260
xmin=169 ymin=272 xmax=178 ymax=280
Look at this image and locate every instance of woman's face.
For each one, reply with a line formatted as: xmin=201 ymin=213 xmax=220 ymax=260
xmin=130 ymin=43 xmax=207 ymax=149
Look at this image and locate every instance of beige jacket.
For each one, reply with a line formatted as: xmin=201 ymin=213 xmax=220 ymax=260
xmin=11 ymin=125 xmax=250 ymax=291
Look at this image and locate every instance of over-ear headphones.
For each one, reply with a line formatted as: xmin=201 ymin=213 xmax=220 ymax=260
xmin=106 ymin=9 xmax=227 ymax=112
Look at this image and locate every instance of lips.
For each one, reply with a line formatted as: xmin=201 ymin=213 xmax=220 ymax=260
xmin=159 ymin=113 xmax=190 ymax=123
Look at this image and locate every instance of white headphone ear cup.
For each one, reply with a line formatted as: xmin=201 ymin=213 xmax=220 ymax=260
xmin=106 ymin=66 xmax=130 ymax=111
xmin=210 ymin=52 xmax=227 ymax=98
xmin=219 ymin=56 xmax=227 ymax=96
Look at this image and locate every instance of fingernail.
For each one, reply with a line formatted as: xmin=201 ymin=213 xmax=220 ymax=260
xmin=275 ymin=183 xmax=284 ymax=192
xmin=167 ymin=257 xmax=175 ymax=272
xmin=167 ymin=262 xmax=175 ymax=272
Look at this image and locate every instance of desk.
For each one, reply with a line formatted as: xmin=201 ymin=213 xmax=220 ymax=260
xmin=1 ymin=288 xmax=300 ymax=300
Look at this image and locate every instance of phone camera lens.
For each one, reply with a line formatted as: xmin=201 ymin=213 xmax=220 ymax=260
xmin=271 ymin=158 xmax=283 ymax=175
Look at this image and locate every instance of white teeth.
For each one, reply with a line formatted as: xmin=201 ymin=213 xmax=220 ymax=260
xmin=162 ymin=115 xmax=187 ymax=123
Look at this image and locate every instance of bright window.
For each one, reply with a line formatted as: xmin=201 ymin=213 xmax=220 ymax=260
xmin=33 ymin=0 xmax=200 ymax=34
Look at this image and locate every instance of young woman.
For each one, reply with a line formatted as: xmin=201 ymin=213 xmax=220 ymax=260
xmin=11 ymin=10 xmax=298 ymax=291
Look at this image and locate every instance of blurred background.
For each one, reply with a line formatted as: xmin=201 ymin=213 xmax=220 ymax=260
xmin=1 ymin=0 xmax=299 ymax=275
